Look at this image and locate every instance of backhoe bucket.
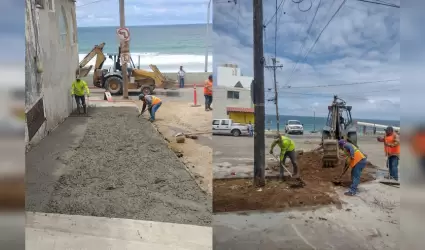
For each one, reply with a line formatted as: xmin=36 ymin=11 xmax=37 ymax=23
xmin=322 ymin=139 xmax=339 ymax=168
xmin=76 ymin=65 xmax=93 ymax=78
xmin=149 ymin=64 xmax=177 ymax=89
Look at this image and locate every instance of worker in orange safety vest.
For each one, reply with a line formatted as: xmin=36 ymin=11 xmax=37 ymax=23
xmin=377 ymin=126 xmax=400 ymax=181
xmin=204 ymin=75 xmax=213 ymax=111
xmin=138 ymin=93 xmax=162 ymax=122
xmin=338 ymin=139 xmax=367 ymax=196
xmin=409 ymin=126 xmax=425 ymax=176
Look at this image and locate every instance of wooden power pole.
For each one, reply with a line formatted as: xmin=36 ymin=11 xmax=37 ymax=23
xmin=265 ymin=58 xmax=283 ymax=132
xmin=119 ymin=0 xmax=129 ymax=99
xmin=253 ymin=0 xmax=266 ymax=187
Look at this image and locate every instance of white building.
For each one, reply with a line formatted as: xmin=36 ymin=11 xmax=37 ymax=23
xmin=213 ymin=64 xmax=254 ymax=121
xmin=25 ymin=0 xmax=79 ymax=147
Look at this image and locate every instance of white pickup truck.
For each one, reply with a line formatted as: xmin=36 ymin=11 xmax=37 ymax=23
xmin=212 ymin=119 xmax=249 ymax=137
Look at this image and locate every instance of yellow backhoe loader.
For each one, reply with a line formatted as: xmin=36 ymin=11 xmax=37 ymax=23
xmin=77 ymin=43 xmax=176 ymax=95
xmin=321 ymin=95 xmax=358 ymax=168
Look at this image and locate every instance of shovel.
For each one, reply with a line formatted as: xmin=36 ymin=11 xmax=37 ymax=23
xmin=332 ymin=164 xmax=349 ymax=186
xmin=271 ymin=154 xmax=306 ymax=187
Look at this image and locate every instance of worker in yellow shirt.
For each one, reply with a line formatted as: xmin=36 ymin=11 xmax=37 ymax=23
xmin=71 ymin=77 xmax=90 ymax=114
xmin=270 ymin=134 xmax=300 ymax=180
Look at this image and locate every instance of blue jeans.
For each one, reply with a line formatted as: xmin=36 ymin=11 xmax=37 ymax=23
xmin=349 ymin=159 xmax=367 ymax=194
xmin=249 ymin=130 xmax=253 ymax=136
xmin=179 ymin=78 xmax=185 ymax=88
xmin=150 ymin=102 xmax=162 ymax=120
xmin=388 ymin=155 xmax=399 ymax=181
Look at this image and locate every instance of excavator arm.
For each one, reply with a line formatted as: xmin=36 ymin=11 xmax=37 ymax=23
xmin=76 ymin=43 xmax=106 ymax=77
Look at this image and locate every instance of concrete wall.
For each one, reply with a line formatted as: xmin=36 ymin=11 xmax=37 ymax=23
xmin=213 ymin=86 xmax=253 ymax=119
xmin=25 ymin=0 xmax=79 ymax=147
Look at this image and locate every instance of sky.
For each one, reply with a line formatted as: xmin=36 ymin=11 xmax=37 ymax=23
xmin=76 ymin=0 xmax=212 ymax=27
xmin=213 ymin=0 xmax=400 ymax=120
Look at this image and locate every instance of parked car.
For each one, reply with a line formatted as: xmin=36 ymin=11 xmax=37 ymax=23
xmin=285 ymin=120 xmax=304 ymax=135
xmin=212 ymin=119 xmax=249 ymax=137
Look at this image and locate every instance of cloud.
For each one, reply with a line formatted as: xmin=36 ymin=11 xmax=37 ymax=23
xmin=213 ymin=0 xmax=400 ymax=120
xmin=76 ymin=0 xmax=212 ymax=27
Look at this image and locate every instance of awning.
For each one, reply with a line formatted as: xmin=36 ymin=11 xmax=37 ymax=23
xmin=226 ymin=107 xmax=254 ymax=113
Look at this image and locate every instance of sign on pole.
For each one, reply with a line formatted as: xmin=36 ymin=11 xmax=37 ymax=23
xmin=120 ymin=52 xmax=130 ymax=64
xmin=116 ymin=27 xmax=130 ymax=42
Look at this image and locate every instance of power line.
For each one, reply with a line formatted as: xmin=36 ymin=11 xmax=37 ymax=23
xmin=280 ymin=79 xmax=399 ymax=89
xmin=264 ymin=0 xmax=287 ymax=27
xmin=285 ymin=0 xmax=347 ymax=86
xmin=353 ymin=0 xmax=400 ymax=8
xmin=76 ymin=0 xmax=109 ymax=7
xmin=285 ymin=0 xmax=322 ymax=88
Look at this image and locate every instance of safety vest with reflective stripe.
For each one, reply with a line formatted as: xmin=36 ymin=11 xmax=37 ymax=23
xmin=343 ymin=143 xmax=366 ymax=168
xmin=384 ymin=133 xmax=400 ymax=156
xmin=151 ymin=96 xmax=161 ymax=105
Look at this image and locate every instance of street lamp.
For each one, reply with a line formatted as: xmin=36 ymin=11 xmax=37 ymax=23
xmin=204 ymin=0 xmax=212 ymax=73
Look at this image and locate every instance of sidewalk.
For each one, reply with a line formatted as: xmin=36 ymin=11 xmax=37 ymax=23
xmin=26 ymin=212 xmax=212 ymax=250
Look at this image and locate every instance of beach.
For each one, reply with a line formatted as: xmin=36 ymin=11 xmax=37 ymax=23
xmin=78 ymin=24 xmax=212 ymax=73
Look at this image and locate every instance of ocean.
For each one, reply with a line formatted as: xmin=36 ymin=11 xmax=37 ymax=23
xmin=77 ymin=24 xmax=212 ymax=73
xmin=265 ymin=114 xmax=400 ymax=134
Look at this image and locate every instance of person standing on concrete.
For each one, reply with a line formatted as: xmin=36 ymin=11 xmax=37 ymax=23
xmin=138 ymin=93 xmax=162 ymax=122
xmin=377 ymin=126 xmax=400 ymax=181
xmin=177 ymin=66 xmax=185 ymax=88
xmin=338 ymin=139 xmax=367 ymax=196
xmin=247 ymin=121 xmax=253 ymax=137
xmin=204 ymin=74 xmax=213 ymax=111
xmin=269 ymin=134 xmax=299 ymax=179
xmin=71 ymin=77 xmax=90 ymax=114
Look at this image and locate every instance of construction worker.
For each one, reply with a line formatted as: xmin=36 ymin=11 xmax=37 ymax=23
xmin=377 ymin=126 xmax=400 ymax=181
xmin=410 ymin=126 xmax=425 ymax=175
xmin=138 ymin=93 xmax=162 ymax=122
xmin=71 ymin=77 xmax=90 ymax=114
xmin=204 ymin=74 xmax=213 ymax=111
xmin=269 ymin=134 xmax=299 ymax=179
xmin=338 ymin=139 xmax=367 ymax=196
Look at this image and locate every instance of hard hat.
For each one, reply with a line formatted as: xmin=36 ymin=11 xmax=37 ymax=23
xmin=338 ymin=139 xmax=346 ymax=146
xmin=138 ymin=93 xmax=145 ymax=100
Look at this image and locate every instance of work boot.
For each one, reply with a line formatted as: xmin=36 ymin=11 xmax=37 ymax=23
xmin=83 ymin=105 xmax=87 ymax=114
xmin=208 ymin=105 xmax=213 ymax=110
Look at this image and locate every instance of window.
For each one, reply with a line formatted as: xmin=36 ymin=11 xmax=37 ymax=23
xmin=227 ymin=91 xmax=240 ymax=99
xmin=212 ymin=120 xmax=220 ymax=125
xmin=221 ymin=120 xmax=229 ymax=125
xmin=47 ymin=0 xmax=54 ymax=11
xmin=288 ymin=120 xmax=301 ymax=125
xmin=58 ymin=6 xmax=68 ymax=47
xmin=35 ymin=0 xmax=44 ymax=9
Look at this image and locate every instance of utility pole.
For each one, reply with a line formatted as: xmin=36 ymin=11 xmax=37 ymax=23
xmin=204 ymin=0 xmax=212 ymax=72
xmin=253 ymin=0 xmax=266 ymax=187
xmin=119 ymin=0 xmax=129 ymax=99
xmin=265 ymin=58 xmax=283 ymax=132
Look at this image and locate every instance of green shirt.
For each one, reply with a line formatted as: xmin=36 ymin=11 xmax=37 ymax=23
xmin=71 ymin=80 xmax=90 ymax=96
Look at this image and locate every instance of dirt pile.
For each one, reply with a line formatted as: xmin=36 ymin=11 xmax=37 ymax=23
xmin=213 ymin=151 xmax=377 ymax=213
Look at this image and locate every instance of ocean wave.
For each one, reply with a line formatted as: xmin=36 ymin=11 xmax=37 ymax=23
xmin=78 ymin=53 xmax=213 ymax=73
